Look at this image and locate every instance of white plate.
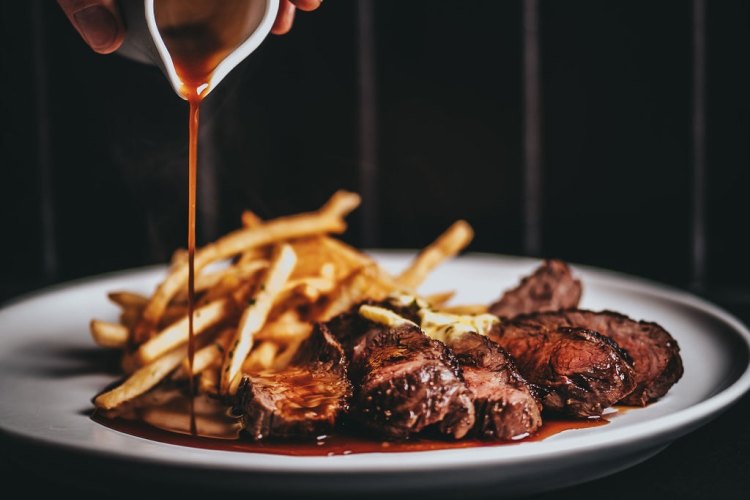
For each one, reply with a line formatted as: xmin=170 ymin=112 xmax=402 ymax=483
xmin=1 ymin=253 xmax=749 ymax=496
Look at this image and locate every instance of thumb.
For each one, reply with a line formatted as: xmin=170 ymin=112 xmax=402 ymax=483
xmin=58 ymin=0 xmax=125 ymax=54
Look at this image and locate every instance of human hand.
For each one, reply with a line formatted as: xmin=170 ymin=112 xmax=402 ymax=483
xmin=57 ymin=0 xmax=323 ymax=54
xmin=271 ymin=0 xmax=323 ymax=35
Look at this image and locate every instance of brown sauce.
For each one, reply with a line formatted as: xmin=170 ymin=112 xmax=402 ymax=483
xmin=92 ymin=414 xmax=609 ymax=456
xmin=155 ymin=0 xmax=266 ymax=94
xmin=92 ymin=387 xmax=613 ymax=456
xmin=152 ymin=0 xmax=266 ymax=433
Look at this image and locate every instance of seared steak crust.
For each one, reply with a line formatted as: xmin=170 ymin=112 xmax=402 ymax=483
xmin=326 ymin=311 xmax=475 ymax=439
xmin=236 ymin=325 xmax=352 ymax=440
xmin=489 ymin=260 xmax=582 ymax=318
xmin=511 ymin=310 xmax=683 ymax=405
xmin=449 ymin=332 xmax=543 ymax=439
xmin=371 ymin=299 xmax=543 ymax=439
xmin=489 ymin=322 xmax=636 ymax=417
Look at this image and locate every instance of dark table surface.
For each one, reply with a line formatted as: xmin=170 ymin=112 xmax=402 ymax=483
xmin=2 ymin=302 xmax=749 ymax=500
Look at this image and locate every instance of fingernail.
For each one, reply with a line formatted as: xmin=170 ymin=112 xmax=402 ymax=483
xmin=73 ymin=6 xmax=120 ymax=51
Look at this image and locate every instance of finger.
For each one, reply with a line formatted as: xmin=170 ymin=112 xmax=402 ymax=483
xmin=290 ymin=0 xmax=323 ymax=12
xmin=271 ymin=0 xmax=296 ymax=35
xmin=57 ymin=0 xmax=124 ymax=54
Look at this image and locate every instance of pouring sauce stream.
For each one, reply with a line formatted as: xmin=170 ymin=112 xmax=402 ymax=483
xmin=154 ymin=0 xmax=266 ymax=434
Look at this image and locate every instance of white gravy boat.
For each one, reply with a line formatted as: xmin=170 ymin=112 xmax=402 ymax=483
xmin=117 ymin=0 xmax=279 ymax=98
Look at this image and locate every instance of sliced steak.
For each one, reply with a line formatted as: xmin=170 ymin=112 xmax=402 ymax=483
xmin=235 ymin=325 xmax=352 ymax=440
xmin=489 ymin=322 xmax=636 ymax=417
xmin=489 ymin=260 xmax=582 ymax=318
xmin=448 ymin=332 xmax=543 ymax=440
xmin=326 ymin=310 xmax=475 ymax=439
xmin=511 ymin=310 xmax=683 ymax=406
xmin=380 ymin=297 xmax=543 ymax=440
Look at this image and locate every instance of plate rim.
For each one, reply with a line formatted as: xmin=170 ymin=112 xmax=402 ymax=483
xmin=1 ymin=252 xmax=749 ymax=474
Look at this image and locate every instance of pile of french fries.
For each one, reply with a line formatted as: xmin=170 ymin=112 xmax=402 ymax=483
xmin=91 ymin=191 xmax=478 ymax=411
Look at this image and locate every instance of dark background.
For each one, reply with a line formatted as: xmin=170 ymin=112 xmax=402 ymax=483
xmin=3 ymin=0 xmax=750 ymax=298
xmin=1 ymin=0 xmax=749 ymax=498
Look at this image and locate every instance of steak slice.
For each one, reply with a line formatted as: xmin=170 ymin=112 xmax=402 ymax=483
xmin=448 ymin=332 xmax=543 ymax=440
xmin=235 ymin=325 xmax=352 ymax=440
xmin=489 ymin=260 xmax=582 ymax=318
xmin=489 ymin=322 xmax=636 ymax=417
xmin=380 ymin=296 xmax=543 ymax=440
xmin=511 ymin=310 xmax=683 ymax=406
xmin=326 ymin=310 xmax=475 ymax=439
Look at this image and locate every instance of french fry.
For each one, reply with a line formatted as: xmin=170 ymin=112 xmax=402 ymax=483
xmin=136 ymin=191 xmax=360 ymax=339
xmin=241 ymin=210 xmax=263 ymax=229
xmin=160 ymin=303 xmax=189 ymax=328
xmin=170 ymin=248 xmax=188 ymax=270
xmin=108 ymin=291 xmax=148 ymax=309
xmin=242 ymin=341 xmax=280 ymax=373
xmin=199 ymin=367 xmax=220 ymax=395
xmin=236 ymin=248 xmax=270 ymax=267
xmin=422 ymin=290 xmax=456 ymax=307
xmin=136 ymin=298 xmax=231 ymax=365
xmin=90 ymin=320 xmax=129 ymax=349
xmin=173 ymin=260 xmax=270 ymax=305
xmin=186 ymin=260 xmax=269 ymax=303
xmin=119 ymin=308 xmax=142 ymax=331
xmin=174 ymin=328 xmax=234 ymax=379
xmin=220 ymin=244 xmax=297 ymax=394
xmin=256 ymin=310 xmax=313 ymax=344
xmin=396 ymin=220 xmax=474 ymax=289
xmin=108 ymin=292 xmax=147 ymax=334
xmin=95 ymin=346 xmax=186 ymax=410
xmin=196 ymin=260 xmax=268 ymax=293
xmin=199 ymin=276 xmax=242 ymax=307
xmin=320 ymin=238 xmax=373 ymax=271
xmin=278 ymin=275 xmax=337 ymax=304
xmin=317 ymin=264 xmax=396 ymax=320
xmin=290 ymin=236 xmax=372 ymax=282
xmin=285 ymin=271 xmax=337 ymax=292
